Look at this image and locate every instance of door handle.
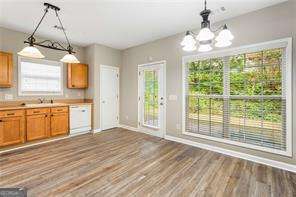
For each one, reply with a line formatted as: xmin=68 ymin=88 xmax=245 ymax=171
xmin=102 ymin=101 xmax=106 ymax=104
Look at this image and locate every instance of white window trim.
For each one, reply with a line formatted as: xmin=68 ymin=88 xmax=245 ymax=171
xmin=182 ymin=38 xmax=292 ymax=157
xmin=18 ymin=56 xmax=64 ymax=96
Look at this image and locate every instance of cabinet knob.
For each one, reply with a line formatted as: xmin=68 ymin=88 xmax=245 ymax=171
xmin=0 ymin=120 xmax=2 ymax=122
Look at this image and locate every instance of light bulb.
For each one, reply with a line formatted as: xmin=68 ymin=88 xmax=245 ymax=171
xmin=196 ymin=28 xmax=214 ymax=41
xmin=215 ymin=40 xmax=232 ymax=48
xmin=198 ymin=44 xmax=212 ymax=52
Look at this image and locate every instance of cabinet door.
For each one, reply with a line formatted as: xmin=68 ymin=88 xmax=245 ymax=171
xmin=26 ymin=114 xmax=50 ymax=141
xmin=50 ymin=113 xmax=69 ymax=136
xmin=0 ymin=51 xmax=13 ymax=87
xmin=0 ymin=116 xmax=25 ymax=147
xmin=68 ymin=63 xmax=88 ymax=88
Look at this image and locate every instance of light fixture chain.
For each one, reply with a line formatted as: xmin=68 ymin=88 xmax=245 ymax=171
xmin=55 ymin=10 xmax=72 ymax=52
xmin=28 ymin=7 xmax=49 ymax=39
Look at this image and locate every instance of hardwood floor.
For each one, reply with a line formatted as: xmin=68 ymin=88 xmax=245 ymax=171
xmin=0 ymin=128 xmax=295 ymax=197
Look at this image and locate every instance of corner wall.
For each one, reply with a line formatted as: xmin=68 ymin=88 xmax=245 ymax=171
xmin=85 ymin=44 xmax=121 ymax=130
xmin=120 ymin=1 xmax=296 ymax=165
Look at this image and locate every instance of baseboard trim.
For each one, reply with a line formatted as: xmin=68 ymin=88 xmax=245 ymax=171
xmin=119 ymin=124 xmax=139 ymax=132
xmin=119 ymin=124 xmax=164 ymax=138
xmin=165 ymin=134 xmax=296 ymax=173
xmin=93 ymin=128 xmax=102 ymax=133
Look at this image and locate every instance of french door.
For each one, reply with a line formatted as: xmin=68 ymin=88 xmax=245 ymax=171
xmin=138 ymin=62 xmax=166 ymax=138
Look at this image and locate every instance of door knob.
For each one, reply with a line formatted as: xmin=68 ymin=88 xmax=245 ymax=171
xmin=102 ymin=101 xmax=106 ymax=103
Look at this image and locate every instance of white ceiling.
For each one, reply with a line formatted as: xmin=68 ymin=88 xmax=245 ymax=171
xmin=0 ymin=0 xmax=287 ymax=49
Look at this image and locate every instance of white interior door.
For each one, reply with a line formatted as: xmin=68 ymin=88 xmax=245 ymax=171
xmin=138 ymin=62 xmax=166 ymax=138
xmin=100 ymin=65 xmax=119 ymax=130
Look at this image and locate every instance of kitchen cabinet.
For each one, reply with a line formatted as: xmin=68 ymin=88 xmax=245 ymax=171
xmin=0 ymin=51 xmax=13 ymax=87
xmin=50 ymin=107 xmax=69 ymax=136
xmin=67 ymin=63 xmax=88 ymax=89
xmin=0 ymin=110 xmax=25 ymax=147
xmin=26 ymin=108 xmax=50 ymax=141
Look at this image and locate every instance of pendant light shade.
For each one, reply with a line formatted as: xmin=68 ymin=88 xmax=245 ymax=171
xmin=18 ymin=46 xmax=45 ymax=58
xmin=215 ymin=26 xmax=234 ymax=42
xmin=181 ymin=33 xmax=196 ymax=46
xmin=198 ymin=44 xmax=212 ymax=52
xmin=182 ymin=44 xmax=197 ymax=52
xmin=196 ymin=28 xmax=215 ymax=42
xmin=60 ymin=53 xmax=80 ymax=63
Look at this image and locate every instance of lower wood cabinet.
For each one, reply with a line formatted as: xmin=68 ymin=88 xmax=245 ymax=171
xmin=26 ymin=114 xmax=50 ymax=141
xmin=0 ymin=106 xmax=69 ymax=148
xmin=0 ymin=111 xmax=25 ymax=147
xmin=50 ymin=112 xmax=69 ymax=136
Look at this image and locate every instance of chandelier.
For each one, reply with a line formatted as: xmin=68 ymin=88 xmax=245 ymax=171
xmin=181 ymin=0 xmax=234 ymax=52
xmin=18 ymin=3 xmax=79 ymax=63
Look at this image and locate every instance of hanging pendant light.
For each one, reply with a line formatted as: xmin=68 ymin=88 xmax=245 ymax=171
xmin=181 ymin=0 xmax=234 ymax=52
xmin=61 ymin=54 xmax=79 ymax=63
xmin=18 ymin=3 xmax=79 ymax=63
xmin=18 ymin=46 xmax=44 ymax=59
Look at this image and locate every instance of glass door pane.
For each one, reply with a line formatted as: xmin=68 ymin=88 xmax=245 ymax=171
xmin=143 ymin=70 xmax=159 ymax=128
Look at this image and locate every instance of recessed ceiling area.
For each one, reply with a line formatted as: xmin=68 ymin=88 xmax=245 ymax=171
xmin=0 ymin=0 xmax=287 ymax=49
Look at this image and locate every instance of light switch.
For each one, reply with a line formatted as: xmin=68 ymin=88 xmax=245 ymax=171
xmin=4 ymin=94 xmax=13 ymax=100
xmin=168 ymin=95 xmax=177 ymax=101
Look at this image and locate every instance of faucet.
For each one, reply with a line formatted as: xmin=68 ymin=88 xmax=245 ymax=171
xmin=38 ymin=98 xmax=45 ymax=103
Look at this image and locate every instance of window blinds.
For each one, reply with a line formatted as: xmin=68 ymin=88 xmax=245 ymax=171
xmin=185 ymin=48 xmax=287 ymax=152
xmin=19 ymin=58 xmax=62 ymax=95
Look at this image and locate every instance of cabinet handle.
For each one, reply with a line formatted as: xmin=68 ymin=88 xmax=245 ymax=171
xmin=34 ymin=111 xmax=40 ymax=113
xmin=0 ymin=120 xmax=2 ymax=122
xmin=57 ymin=109 xmax=62 ymax=111
xmin=7 ymin=113 xmax=15 ymax=116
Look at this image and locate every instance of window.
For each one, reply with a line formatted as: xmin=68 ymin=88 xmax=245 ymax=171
xmin=183 ymin=38 xmax=292 ymax=156
xmin=18 ymin=57 xmax=63 ymax=95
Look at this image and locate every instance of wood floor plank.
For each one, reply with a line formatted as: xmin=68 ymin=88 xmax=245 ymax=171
xmin=0 ymin=128 xmax=295 ymax=197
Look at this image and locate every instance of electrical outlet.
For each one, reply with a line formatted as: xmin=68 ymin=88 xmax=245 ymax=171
xmin=125 ymin=116 xmax=129 ymax=120
xmin=78 ymin=92 xmax=82 ymax=97
xmin=176 ymin=124 xmax=181 ymax=130
xmin=4 ymin=94 xmax=13 ymax=100
xmin=65 ymin=94 xmax=69 ymax=98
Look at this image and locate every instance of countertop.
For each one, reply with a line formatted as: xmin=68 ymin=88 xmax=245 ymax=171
xmin=0 ymin=102 xmax=92 ymax=111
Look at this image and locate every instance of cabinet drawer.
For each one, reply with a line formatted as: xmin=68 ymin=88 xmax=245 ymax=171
xmin=0 ymin=110 xmax=24 ymax=118
xmin=26 ymin=108 xmax=50 ymax=115
xmin=51 ymin=107 xmax=68 ymax=114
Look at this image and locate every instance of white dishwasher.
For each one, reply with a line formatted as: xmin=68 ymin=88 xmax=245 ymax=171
xmin=70 ymin=104 xmax=91 ymax=135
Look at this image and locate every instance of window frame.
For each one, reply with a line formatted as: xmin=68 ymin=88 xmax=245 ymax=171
xmin=18 ymin=56 xmax=64 ymax=96
xmin=182 ymin=38 xmax=292 ymax=156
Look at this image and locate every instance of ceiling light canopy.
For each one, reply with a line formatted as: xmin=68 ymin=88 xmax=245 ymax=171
xmin=18 ymin=3 xmax=79 ymax=63
xmin=181 ymin=0 xmax=234 ymax=52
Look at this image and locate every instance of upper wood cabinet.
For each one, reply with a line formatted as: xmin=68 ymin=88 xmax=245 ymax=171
xmin=67 ymin=63 xmax=88 ymax=89
xmin=0 ymin=51 xmax=13 ymax=88
xmin=0 ymin=110 xmax=25 ymax=147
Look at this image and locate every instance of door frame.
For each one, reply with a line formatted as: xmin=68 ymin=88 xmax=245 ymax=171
xmin=138 ymin=60 xmax=166 ymax=138
xmin=100 ymin=65 xmax=120 ymax=131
